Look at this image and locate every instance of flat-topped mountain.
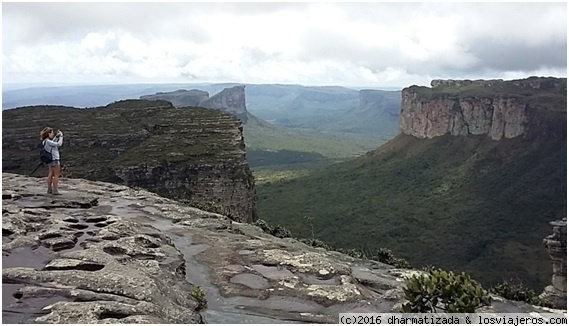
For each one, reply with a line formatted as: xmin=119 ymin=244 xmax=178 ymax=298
xmin=140 ymin=89 xmax=209 ymax=107
xmin=401 ymin=77 xmax=566 ymax=140
xmin=318 ymin=89 xmax=400 ymax=136
xmin=1 ymin=100 xmax=257 ymax=222
xmin=141 ymin=86 xmax=249 ymax=122
xmin=139 ymin=84 xmax=401 ymax=138
xmin=139 ymin=85 xmax=389 ymax=164
xmin=259 ymin=77 xmax=567 ymax=290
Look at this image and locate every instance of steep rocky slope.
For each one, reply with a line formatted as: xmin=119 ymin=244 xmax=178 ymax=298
xmin=2 ymin=100 xmax=257 ymax=222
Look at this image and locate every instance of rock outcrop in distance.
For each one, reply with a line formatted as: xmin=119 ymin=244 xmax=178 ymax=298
xmin=2 ymin=173 xmax=565 ymax=323
xmin=541 ymin=218 xmax=567 ymax=308
xmin=400 ymin=77 xmax=567 ymax=140
xmin=140 ymin=89 xmax=209 ymax=107
xmin=1 ymin=100 xmax=257 ymax=222
xmin=142 ymin=85 xmax=249 ymax=122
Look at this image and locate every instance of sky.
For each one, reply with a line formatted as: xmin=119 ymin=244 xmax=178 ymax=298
xmin=2 ymin=2 xmax=567 ymax=88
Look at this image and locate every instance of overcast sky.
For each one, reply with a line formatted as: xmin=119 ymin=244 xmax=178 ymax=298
xmin=2 ymin=2 xmax=567 ymax=88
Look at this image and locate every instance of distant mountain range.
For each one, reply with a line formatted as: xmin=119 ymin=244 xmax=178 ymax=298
xmin=137 ymin=85 xmax=397 ymax=165
xmin=3 ymin=83 xmax=401 ymax=138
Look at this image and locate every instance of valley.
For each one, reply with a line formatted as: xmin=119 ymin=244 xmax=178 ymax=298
xmin=257 ymin=77 xmax=567 ymax=291
xmin=3 ymin=77 xmax=565 ymax=294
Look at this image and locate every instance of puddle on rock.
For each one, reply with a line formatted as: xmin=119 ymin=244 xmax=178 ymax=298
xmin=11 ymin=196 xmax=49 ymax=209
xmin=2 ymin=246 xmax=54 ymax=270
xmin=225 ymin=265 xmax=247 ymax=272
xmin=203 ymin=309 xmax=298 ymax=324
xmin=55 ymin=212 xmax=111 ymax=253
xmin=230 ymin=273 xmax=270 ymax=289
xmin=141 ymin=206 xmax=162 ymax=215
xmin=252 ymin=264 xmax=295 ymax=280
xmin=182 ymin=243 xmax=210 ymax=256
xmin=2 ymin=282 xmax=69 ymax=324
xmin=301 ymin=274 xmax=340 ymax=285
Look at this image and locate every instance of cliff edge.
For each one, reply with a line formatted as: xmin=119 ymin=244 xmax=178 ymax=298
xmin=1 ymin=100 xmax=257 ymax=222
xmin=2 ymin=174 xmax=564 ymax=323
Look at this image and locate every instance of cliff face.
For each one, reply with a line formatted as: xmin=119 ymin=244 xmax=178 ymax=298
xmin=1 ymin=100 xmax=257 ymax=222
xmin=199 ymin=86 xmax=248 ymax=123
xmin=400 ymin=77 xmax=567 ymax=140
xmin=141 ymin=86 xmax=249 ymax=123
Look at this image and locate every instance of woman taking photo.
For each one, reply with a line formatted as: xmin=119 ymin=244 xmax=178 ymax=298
xmin=40 ymin=127 xmax=64 ymax=195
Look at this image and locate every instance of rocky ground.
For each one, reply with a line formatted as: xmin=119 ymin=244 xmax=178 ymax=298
xmin=2 ymin=173 xmax=565 ymax=323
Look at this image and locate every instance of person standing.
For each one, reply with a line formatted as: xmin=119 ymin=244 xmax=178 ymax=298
xmin=40 ymin=127 xmax=64 ymax=195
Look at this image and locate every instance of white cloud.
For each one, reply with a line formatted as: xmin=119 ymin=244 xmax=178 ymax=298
xmin=2 ymin=2 xmax=566 ymax=87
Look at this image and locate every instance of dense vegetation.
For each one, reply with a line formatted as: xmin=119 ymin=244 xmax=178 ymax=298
xmin=257 ymin=133 xmax=566 ymax=290
xmin=243 ymin=113 xmax=385 ymax=161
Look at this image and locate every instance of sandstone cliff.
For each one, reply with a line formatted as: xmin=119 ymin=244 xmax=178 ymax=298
xmin=2 ymin=174 xmax=564 ymax=323
xmin=142 ymin=86 xmax=249 ymax=123
xmin=400 ymin=77 xmax=567 ymax=140
xmin=1 ymin=100 xmax=257 ymax=222
xmin=199 ymin=86 xmax=249 ymax=123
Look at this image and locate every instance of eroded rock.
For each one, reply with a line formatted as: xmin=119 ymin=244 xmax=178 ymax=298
xmin=2 ymin=175 xmax=203 ymax=324
xmin=540 ymin=218 xmax=567 ymax=308
xmin=2 ymin=173 xmax=565 ymax=324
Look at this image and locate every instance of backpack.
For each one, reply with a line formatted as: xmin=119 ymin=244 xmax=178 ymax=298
xmin=40 ymin=141 xmax=53 ymax=164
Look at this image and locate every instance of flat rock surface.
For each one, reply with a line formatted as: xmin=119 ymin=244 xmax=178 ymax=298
xmin=2 ymin=173 xmax=565 ymax=323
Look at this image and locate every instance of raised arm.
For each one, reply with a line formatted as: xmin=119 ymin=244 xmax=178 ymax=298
xmin=44 ymin=136 xmax=63 ymax=147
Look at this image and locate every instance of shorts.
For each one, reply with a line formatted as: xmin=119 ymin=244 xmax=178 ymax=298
xmin=48 ymin=160 xmax=60 ymax=167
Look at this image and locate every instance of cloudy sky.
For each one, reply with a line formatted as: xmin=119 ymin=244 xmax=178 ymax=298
xmin=2 ymin=2 xmax=567 ymax=88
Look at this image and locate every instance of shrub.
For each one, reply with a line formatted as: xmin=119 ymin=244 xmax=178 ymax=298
xmin=253 ymin=219 xmax=272 ymax=233
xmin=421 ymin=264 xmax=437 ymax=272
xmin=271 ymin=225 xmax=292 ymax=238
xmin=337 ymin=247 xmax=367 ymax=259
xmin=374 ymin=247 xmax=411 ymax=269
xmin=490 ymin=277 xmax=535 ymax=303
xmin=299 ymin=238 xmax=333 ymax=250
xmin=253 ymin=219 xmax=292 ymax=238
xmin=490 ymin=278 xmax=554 ymax=308
xmin=191 ymin=286 xmax=207 ymax=311
xmin=401 ymin=268 xmax=491 ymax=313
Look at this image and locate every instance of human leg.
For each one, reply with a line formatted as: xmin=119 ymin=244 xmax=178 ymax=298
xmin=52 ymin=161 xmax=62 ymax=195
xmin=47 ymin=165 xmax=54 ymax=193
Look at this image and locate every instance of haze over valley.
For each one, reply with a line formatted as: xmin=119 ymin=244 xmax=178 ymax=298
xmin=2 ymin=2 xmax=567 ymax=322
